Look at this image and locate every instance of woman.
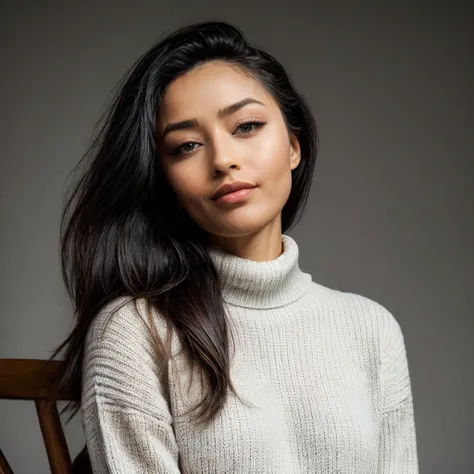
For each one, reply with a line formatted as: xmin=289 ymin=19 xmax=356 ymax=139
xmin=54 ymin=20 xmax=419 ymax=473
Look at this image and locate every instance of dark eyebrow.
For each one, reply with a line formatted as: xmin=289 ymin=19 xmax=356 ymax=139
xmin=162 ymin=97 xmax=265 ymax=138
xmin=217 ymin=97 xmax=265 ymax=118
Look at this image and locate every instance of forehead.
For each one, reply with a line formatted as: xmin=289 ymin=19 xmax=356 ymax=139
xmin=157 ymin=61 xmax=275 ymax=125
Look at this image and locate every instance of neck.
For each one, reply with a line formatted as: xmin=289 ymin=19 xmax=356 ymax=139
xmin=207 ymin=219 xmax=283 ymax=262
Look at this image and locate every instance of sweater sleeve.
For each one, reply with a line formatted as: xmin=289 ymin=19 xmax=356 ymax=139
xmin=377 ymin=312 xmax=419 ymax=473
xmin=81 ymin=298 xmax=181 ymax=474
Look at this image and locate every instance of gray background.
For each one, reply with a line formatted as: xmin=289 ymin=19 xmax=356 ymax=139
xmin=1 ymin=1 xmax=473 ymax=473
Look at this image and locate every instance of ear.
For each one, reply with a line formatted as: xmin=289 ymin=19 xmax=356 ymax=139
xmin=289 ymin=133 xmax=301 ymax=171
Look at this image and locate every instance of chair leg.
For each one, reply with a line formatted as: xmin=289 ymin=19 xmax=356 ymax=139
xmin=0 ymin=449 xmax=14 ymax=474
xmin=35 ymin=399 xmax=72 ymax=474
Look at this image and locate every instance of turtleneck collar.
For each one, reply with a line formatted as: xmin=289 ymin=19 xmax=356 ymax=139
xmin=207 ymin=234 xmax=311 ymax=309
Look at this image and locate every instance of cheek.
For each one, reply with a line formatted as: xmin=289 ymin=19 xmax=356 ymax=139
xmin=166 ymin=165 xmax=205 ymax=203
xmin=255 ymin=133 xmax=292 ymax=183
xmin=258 ymin=137 xmax=294 ymax=210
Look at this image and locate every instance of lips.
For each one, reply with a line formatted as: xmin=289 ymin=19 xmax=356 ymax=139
xmin=211 ymin=181 xmax=257 ymax=200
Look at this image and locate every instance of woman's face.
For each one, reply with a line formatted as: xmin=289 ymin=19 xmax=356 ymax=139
xmin=157 ymin=61 xmax=301 ymax=239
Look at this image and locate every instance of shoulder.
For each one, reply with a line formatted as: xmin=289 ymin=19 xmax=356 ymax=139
xmin=83 ymin=296 xmax=166 ymax=368
xmin=85 ymin=296 xmax=172 ymax=357
xmin=86 ymin=296 xmax=163 ymax=337
xmin=304 ymin=283 xmax=410 ymax=392
xmin=81 ymin=297 xmax=176 ymax=422
xmin=305 ymin=281 xmax=404 ymax=346
xmin=82 ymin=297 xmax=175 ymax=387
xmin=81 ymin=297 xmax=174 ymax=415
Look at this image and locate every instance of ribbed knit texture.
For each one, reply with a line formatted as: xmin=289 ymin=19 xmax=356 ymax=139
xmin=81 ymin=234 xmax=419 ymax=473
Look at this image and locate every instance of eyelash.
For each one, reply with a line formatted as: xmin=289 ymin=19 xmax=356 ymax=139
xmin=169 ymin=119 xmax=268 ymax=156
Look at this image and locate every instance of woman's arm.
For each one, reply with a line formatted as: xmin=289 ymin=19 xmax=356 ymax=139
xmin=81 ymin=298 xmax=181 ymax=473
xmin=377 ymin=312 xmax=419 ymax=473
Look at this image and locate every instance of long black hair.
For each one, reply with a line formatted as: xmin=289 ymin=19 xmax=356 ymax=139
xmin=51 ymin=19 xmax=318 ymax=471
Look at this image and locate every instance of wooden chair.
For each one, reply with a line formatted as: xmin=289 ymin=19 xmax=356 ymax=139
xmin=0 ymin=359 xmax=77 ymax=474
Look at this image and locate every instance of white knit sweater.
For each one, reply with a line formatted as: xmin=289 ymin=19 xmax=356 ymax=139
xmin=81 ymin=234 xmax=419 ymax=473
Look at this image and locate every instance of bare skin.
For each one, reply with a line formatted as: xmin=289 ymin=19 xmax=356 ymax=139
xmin=157 ymin=61 xmax=301 ymax=262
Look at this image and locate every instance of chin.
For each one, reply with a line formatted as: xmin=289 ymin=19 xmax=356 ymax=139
xmin=202 ymin=208 xmax=282 ymax=239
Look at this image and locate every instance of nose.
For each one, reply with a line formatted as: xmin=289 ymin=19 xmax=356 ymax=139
xmin=213 ymin=161 xmax=239 ymax=176
xmin=211 ymin=140 xmax=241 ymax=176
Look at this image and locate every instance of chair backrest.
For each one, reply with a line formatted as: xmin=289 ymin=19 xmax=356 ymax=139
xmin=0 ymin=359 xmax=77 ymax=474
